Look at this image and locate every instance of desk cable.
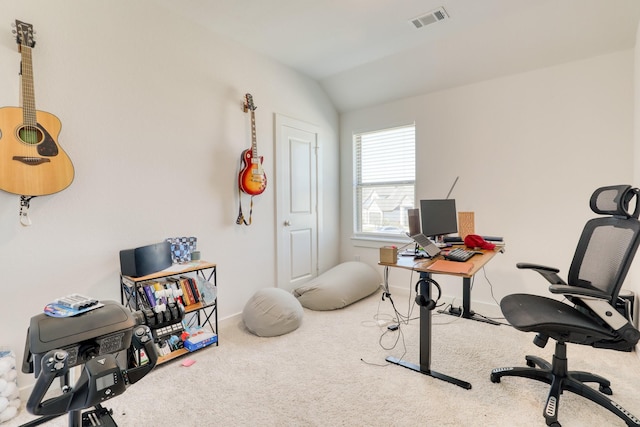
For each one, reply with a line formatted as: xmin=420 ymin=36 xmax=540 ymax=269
xmin=482 ymin=267 xmax=502 ymax=307
xmin=365 ymin=268 xmax=426 ymax=365
xmin=359 ymin=297 xmax=408 ymax=367
xmin=476 ymin=267 xmax=510 ymax=325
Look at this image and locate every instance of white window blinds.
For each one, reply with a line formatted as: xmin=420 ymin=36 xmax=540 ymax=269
xmin=354 ymin=125 xmax=415 ymax=235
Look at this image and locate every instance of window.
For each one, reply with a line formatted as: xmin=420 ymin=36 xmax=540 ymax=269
xmin=354 ymin=124 xmax=415 ymax=237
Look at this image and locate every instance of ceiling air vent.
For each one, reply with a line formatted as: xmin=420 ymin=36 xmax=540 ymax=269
xmin=410 ymin=7 xmax=449 ymax=29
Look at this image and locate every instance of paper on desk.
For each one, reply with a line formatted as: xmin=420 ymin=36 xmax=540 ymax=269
xmin=426 ymin=259 xmax=474 ymax=274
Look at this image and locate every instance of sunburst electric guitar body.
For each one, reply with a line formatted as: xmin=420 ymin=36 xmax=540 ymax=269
xmin=238 ymin=93 xmax=266 ymax=196
xmin=0 ymin=20 xmax=74 ymax=196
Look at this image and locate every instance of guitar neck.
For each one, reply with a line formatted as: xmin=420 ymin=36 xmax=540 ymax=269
xmin=250 ymin=110 xmax=258 ymax=157
xmin=20 ymin=45 xmax=37 ymax=127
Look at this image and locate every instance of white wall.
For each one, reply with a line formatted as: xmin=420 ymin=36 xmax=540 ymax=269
xmin=0 ymin=0 xmax=340 ymax=388
xmin=340 ymin=50 xmax=635 ymax=307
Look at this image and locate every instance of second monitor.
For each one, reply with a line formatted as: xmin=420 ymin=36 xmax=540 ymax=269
xmin=420 ymin=199 xmax=457 ymax=240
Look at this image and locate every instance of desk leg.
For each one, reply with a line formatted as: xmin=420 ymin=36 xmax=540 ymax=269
xmin=386 ymin=272 xmax=471 ymax=390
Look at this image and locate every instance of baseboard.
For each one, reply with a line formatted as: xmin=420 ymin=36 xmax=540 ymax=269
xmin=219 ymin=312 xmax=243 ymax=327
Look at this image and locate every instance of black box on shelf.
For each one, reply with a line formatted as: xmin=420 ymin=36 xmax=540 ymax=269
xmin=120 ymin=241 xmax=172 ymax=277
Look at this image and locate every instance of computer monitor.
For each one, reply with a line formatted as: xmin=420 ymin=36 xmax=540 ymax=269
xmin=420 ymin=199 xmax=457 ymax=239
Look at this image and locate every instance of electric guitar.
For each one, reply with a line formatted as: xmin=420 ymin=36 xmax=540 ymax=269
xmin=238 ymin=93 xmax=266 ymax=196
xmin=0 ymin=20 xmax=74 ymax=196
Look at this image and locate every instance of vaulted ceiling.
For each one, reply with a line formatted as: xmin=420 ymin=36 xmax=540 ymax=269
xmin=157 ymin=0 xmax=640 ymax=112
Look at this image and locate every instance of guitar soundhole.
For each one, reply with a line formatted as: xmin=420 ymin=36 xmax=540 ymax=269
xmin=18 ymin=125 xmax=43 ymax=145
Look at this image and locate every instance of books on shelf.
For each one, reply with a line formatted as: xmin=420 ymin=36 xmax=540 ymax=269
xmin=126 ymin=274 xmax=216 ymax=311
xmin=181 ymin=276 xmax=197 ymax=305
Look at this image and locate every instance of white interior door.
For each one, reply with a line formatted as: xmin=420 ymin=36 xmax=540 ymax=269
xmin=275 ymin=114 xmax=319 ymax=291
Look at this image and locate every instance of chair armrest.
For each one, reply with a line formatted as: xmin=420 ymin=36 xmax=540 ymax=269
xmin=548 ymin=284 xmax=610 ymax=300
xmin=516 ymin=263 xmax=566 ymax=285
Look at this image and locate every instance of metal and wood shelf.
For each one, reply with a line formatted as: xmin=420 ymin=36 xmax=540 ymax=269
xmin=119 ymin=260 xmax=218 ymax=364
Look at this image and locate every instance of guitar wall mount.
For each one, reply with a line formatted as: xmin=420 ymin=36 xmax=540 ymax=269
xmin=20 ymin=195 xmax=35 ymax=226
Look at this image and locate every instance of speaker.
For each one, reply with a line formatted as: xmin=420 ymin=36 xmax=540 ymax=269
xmin=415 ymin=277 xmax=442 ymax=310
xmin=119 ymin=241 xmax=172 ymax=277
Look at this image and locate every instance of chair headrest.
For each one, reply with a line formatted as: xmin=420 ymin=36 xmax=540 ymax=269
xmin=590 ymin=185 xmax=640 ymax=219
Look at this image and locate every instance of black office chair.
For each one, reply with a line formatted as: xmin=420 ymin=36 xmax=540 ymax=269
xmin=490 ymin=185 xmax=640 ymax=427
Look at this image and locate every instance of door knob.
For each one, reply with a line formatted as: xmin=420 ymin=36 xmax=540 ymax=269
xmin=284 ymin=220 xmax=291 ymax=226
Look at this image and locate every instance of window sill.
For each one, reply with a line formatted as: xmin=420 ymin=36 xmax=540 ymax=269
xmin=350 ymin=234 xmax=411 ymax=248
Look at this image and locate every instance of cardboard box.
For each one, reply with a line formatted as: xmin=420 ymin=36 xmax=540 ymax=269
xmin=458 ymin=212 xmax=475 ymax=239
xmin=184 ymin=331 xmax=217 ymax=352
xmin=379 ymin=246 xmax=398 ymax=264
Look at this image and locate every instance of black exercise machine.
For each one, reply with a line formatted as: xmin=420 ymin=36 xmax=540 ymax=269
xmin=20 ymin=300 xmax=158 ymax=427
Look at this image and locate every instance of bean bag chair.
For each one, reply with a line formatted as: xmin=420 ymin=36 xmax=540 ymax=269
xmin=293 ymin=261 xmax=380 ymax=310
xmin=243 ymin=288 xmax=304 ymax=337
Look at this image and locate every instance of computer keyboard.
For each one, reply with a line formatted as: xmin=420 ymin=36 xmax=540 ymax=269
xmin=443 ymin=248 xmax=477 ymax=262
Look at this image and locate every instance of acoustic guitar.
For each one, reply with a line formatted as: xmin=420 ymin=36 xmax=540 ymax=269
xmin=238 ymin=93 xmax=266 ymax=196
xmin=0 ymin=20 xmax=74 ymax=196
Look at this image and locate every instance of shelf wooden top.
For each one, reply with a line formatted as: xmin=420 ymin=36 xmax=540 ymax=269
xmin=379 ymin=248 xmax=499 ymax=278
xmin=122 ymin=260 xmax=216 ymax=282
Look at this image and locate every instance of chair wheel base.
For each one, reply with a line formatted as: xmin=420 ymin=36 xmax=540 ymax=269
xmin=491 ymin=343 xmax=640 ymax=427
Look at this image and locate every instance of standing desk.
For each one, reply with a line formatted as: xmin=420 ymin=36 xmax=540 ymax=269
xmin=379 ymin=248 xmax=499 ymax=389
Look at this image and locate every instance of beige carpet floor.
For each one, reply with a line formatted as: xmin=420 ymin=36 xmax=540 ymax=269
xmin=10 ymin=292 xmax=640 ymax=426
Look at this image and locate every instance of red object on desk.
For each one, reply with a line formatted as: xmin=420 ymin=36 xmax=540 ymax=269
xmin=464 ymin=234 xmax=496 ymax=250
